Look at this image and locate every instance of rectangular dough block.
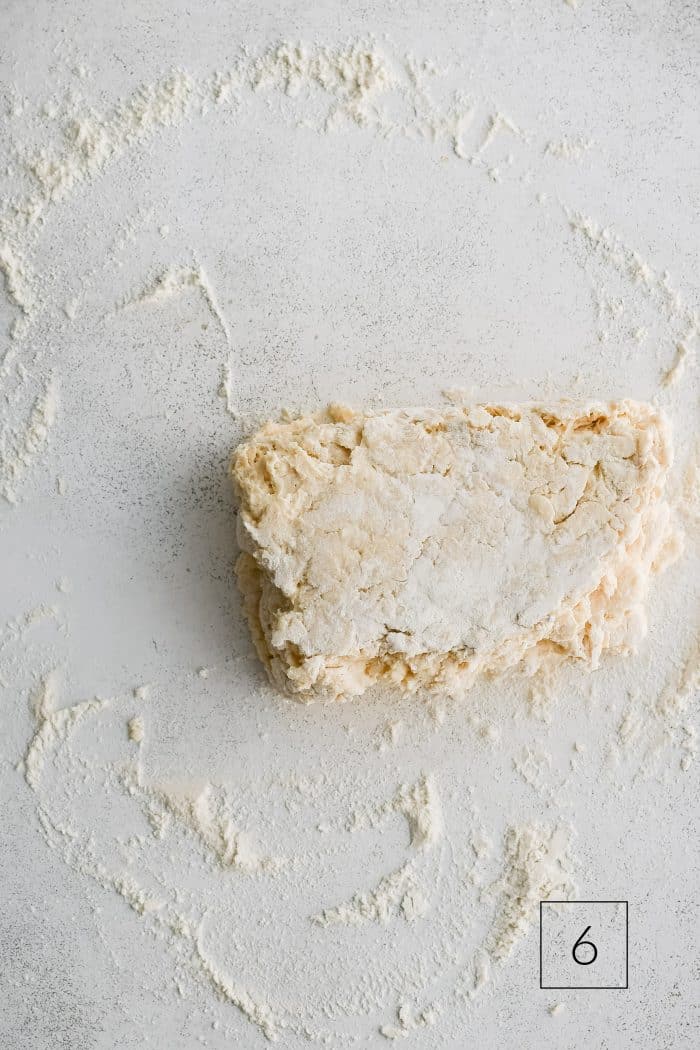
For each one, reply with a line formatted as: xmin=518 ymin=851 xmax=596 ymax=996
xmin=231 ymin=401 xmax=678 ymax=701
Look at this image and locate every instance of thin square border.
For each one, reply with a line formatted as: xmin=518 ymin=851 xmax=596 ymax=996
xmin=539 ymin=900 xmax=629 ymax=990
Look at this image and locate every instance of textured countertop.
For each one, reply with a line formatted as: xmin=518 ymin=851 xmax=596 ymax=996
xmin=1 ymin=2 xmax=698 ymax=1048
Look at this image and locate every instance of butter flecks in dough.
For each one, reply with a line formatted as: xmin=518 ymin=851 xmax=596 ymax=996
xmin=231 ymin=400 xmax=677 ymax=702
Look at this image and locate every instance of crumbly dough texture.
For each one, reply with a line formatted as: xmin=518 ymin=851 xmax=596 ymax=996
xmin=232 ymin=401 xmax=678 ymax=701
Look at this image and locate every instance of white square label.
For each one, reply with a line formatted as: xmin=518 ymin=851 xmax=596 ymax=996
xmin=540 ymin=901 xmax=629 ymax=989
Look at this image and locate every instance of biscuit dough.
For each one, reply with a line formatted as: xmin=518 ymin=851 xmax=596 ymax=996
xmin=232 ymin=401 xmax=678 ymax=701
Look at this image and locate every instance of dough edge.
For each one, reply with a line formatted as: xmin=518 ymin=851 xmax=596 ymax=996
xmin=231 ymin=400 xmax=680 ymax=702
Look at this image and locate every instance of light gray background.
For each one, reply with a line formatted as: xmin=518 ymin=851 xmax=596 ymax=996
xmin=1 ymin=2 xmax=699 ymax=1048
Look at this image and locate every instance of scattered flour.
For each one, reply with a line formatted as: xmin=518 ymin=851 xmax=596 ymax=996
xmin=568 ymin=210 xmax=699 ymax=354
xmin=662 ymin=342 xmax=694 ymax=388
xmin=20 ymin=687 xmax=459 ymax=1044
xmin=127 ymin=715 xmax=145 ymax=743
xmin=379 ymin=1001 xmax=439 ymax=1041
xmin=2 ymin=38 xmax=693 ymax=511
xmin=217 ymin=360 xmax=237 ymax=418
xmin=20 ymin=71 xmax=195 ymax=221
xmin=313 ymin=776 xmax=443 ymax=927
xmin=34 ymin=798 xmax=279 ymax=1041
xmin=0 ymin=604 xmax=62 ymax=654
xmin=124 ymin=776 xmax=284 ymax=873
xmin=313 ymin=860 xmax=428 ymax=927
xmin=21 ymin=669 xmax=106 ymax=789
xmin=471 ymin=829 xmax=493 ymax=860
xmin=0 ymin=39 xmax=493 ymax=262
xmin=119 ymin=264 xmax=231 ymax=344
xmin=470 ymin=952 xmax=491 ymax=998
xmin=195 ymin=938 xmax=279 ymax=1042
xmin=0 ymin=241 xmax=36 ymax=318
xmin=1 ymin=376 xmax=59 ymax=503
xmin=485 ymin=824 xmax=575 ymax=962
xmin=348 ymin=775 xmax=443 ymax=851
xmin=657 ymin=638 xmax=700 ymax=729
xmin=615 ymin=638 xmax=699 ymax=774
xmin=441 ymin=385 xmax=478 ymax=405
xmin=475 ymin=112 xmax=524 ymax=158
xmin=546 ymin=136 xmax=594 ymax=160
xmin=680 ymin=725 xmax=697 ymax=773
xmin=513 ymin=747 xmax=552 ymax=792
xmin=249 ymin=41 xmax=399 ymax=133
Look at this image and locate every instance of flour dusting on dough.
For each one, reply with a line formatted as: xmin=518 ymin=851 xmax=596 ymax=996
xmin=233 ymin=400 xmax=678 ymax=700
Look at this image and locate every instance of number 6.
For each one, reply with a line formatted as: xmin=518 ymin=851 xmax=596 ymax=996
xmin=572 ymin=925 xmax=598 ymax=965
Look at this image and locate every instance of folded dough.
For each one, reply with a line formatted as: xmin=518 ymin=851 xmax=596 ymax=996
xmin=231 ymin=401 xmax=678 ymax=701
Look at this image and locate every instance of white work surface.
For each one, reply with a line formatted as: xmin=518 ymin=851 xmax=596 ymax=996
xmin=1 ymin=2 xmax=699 ymax=1047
